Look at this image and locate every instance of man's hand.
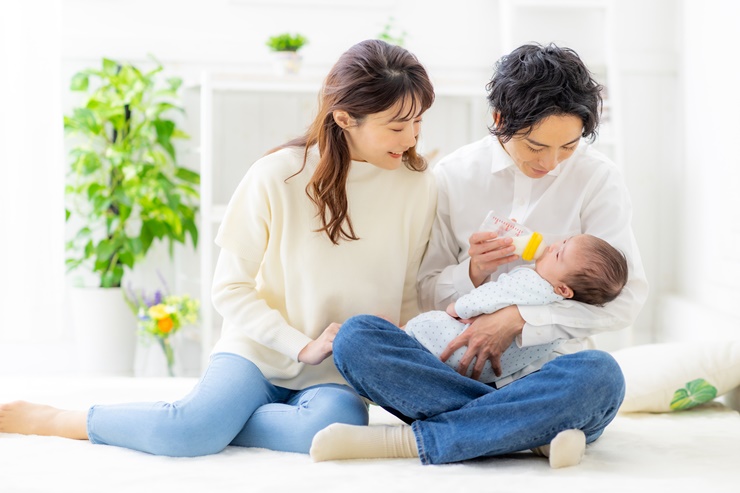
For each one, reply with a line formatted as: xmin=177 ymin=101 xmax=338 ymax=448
xmin=440 ymin=306 xmax=525 ymax=380
xmin=468 ymin=232 xmax=517 ymax=287
xmin=298 ymin=322 xmax=341 ymax=365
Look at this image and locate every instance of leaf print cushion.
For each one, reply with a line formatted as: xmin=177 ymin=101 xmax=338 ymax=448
xmin=611 ymin=341 xmax=740 ymax=413
xmin=670 ymin=378 xmax=718 ymax=411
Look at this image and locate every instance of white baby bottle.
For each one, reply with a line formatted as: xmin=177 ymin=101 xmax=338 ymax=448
xmin=478 ymin=211 xmax=547 ymax=262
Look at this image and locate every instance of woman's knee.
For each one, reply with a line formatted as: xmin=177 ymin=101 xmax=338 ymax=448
xmin=299 ymin=384 xmax=369 ymax=430
xmin=143 ymin=408 xmax=234 ymax=457
xmin=145 ymin=355 xmax=271 ymax=457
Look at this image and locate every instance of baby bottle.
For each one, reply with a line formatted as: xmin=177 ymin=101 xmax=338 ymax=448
xmin=478 ymin=211 xmax=547 ymax=262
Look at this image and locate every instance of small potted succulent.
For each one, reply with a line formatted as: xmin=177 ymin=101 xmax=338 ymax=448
xmin=265 ymin=32 xmax=308 ymax=75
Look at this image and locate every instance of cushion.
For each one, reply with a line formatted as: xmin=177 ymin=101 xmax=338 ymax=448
xmin=611 ymin=341 xmax=740 ymax=413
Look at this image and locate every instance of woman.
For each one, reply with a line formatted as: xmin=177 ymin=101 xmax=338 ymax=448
xmin=310 ymin=43 xmax=649 ymax=468
xmin=0 ymin=39 xmax=437 ymax=457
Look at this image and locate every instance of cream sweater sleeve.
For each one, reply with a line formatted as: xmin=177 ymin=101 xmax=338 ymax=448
xmin=211 ymin=153 xmax=312 ymax=362
xmin=211 ymin=250 xmax=312 ymax=361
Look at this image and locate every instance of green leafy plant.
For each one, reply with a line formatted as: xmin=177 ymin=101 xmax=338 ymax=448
xmin=378 ymin=17 xmax=407 ymax=47
xmin=64 ymin=57 xmax=200 ymax=288
xmin=265 ymin=32 xmax=308 ymax=52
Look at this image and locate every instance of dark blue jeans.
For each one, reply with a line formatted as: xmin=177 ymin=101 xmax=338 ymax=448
xmin=333 ymin=315 xmax=625 ymax=465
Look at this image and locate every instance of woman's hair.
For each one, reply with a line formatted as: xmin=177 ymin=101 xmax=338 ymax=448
xmin=273 ymin=39 xmax=435 ymax=245
xmin=566 ymin=235 xmax=628 ymax=306
xmin=486 ymin=43 xmax=602 ymax=143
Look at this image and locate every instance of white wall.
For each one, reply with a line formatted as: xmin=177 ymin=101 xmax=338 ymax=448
xmin=612 ymin=0 xmax=681 ymax=345
xmin=0 ymin=0 xmax=685 ymax=374
xmin=0 ymin=1 xmax=65 ymax=343
xmin=655 ymin=0 xmax=740 ymax=342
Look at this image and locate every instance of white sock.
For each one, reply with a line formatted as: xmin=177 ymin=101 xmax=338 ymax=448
xmin=531 ymin=429 xmax=586 ymax=468
xmin=310 ymin=424 xmax=418 ymax=462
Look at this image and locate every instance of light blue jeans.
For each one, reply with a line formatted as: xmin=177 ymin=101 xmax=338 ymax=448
xmin=87 ymin=352 xmax=368 ymax=456
xmin=333 ymin=315 xmax=625 ymax=465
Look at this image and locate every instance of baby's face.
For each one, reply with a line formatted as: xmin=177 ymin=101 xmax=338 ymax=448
xmin=534 ymin=235 xmax=586 ymax=295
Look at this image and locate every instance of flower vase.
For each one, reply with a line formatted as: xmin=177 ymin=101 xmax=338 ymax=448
xmin=158 ymin=337 xmax=175 ymax=377
xmin=134 ymin=336 xmax=182 ymax=377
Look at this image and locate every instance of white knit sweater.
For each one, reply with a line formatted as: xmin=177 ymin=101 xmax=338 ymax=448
xmin=211 ymin=146 xmax=436 ymax=389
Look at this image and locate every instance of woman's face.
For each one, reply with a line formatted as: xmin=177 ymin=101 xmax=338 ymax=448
xmin=342 ymin=99 xmax=422 ymax=170
xmin=501 ymin=114 xmax=583 ymax=178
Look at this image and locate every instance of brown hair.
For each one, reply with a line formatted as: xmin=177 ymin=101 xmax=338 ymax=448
xmin=272 ymin=39 xmax=435 ymax=244
xmin=566 ymin=235 xmax=628 ymax=306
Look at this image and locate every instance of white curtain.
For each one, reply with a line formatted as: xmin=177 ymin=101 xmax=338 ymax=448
xmin=0 ymin=0 xmax=64 ymax=341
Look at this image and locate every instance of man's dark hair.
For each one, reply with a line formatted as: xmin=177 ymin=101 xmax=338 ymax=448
xmin=486 ymin=43 xmax=603 ymax=143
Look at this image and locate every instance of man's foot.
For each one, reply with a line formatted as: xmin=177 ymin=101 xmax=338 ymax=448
xmin=310 ymin=423 xmax=418 ymax=462
xmin=0 ymin=401 xmax=88 ymax=439
xmin=531 ymin=429 xmax=586 ymax=468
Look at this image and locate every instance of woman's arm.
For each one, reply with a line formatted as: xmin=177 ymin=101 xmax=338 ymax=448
xmin=212 ymin=249 xmax=315 ymax=362
xmin=211 ymin=156 xmax=320 ymax=363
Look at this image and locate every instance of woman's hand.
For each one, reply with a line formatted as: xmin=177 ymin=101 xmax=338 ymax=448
xmin=439 ymin=305 xmax=525 ymax=380
xmin=298 ymin=322 xmax=341 ymax=365
xmin=468 ymin=232 xmax=517 ymax=287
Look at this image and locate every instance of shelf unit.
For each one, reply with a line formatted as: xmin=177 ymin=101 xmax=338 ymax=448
xmin=191 ymin=71 xmax=490 ymax=369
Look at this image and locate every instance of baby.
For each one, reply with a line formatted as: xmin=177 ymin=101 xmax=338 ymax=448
xmin=405 ymin=233 xmax=628 ymax=384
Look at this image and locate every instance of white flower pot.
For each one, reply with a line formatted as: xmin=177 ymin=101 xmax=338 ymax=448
xmin=272 ymin=51 xmax=302 ymax=75
xmin=70 ymin=287 xmax=137 ymax=375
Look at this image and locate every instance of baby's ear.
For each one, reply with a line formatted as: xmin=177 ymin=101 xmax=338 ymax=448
xmin=556 ymin=284 xmax=574 ymax=299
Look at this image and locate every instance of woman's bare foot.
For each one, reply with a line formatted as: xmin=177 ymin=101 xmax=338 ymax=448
xmin=0 ymin=401 xmax=88 ymax=439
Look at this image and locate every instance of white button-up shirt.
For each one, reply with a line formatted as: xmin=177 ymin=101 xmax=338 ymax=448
xmin=418 ymin=135 xmax=649 ymax=353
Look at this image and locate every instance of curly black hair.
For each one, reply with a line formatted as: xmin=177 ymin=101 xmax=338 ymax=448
xmin=486 ymin=43 xmax=603 ymax=143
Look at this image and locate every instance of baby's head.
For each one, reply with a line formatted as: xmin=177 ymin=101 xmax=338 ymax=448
xmin=535 ymin=234 xmax=628 ymax=306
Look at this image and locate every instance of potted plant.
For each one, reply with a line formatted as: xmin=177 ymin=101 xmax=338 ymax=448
xmin=265 ymin=32 xmax=308 ymax=75
xmin=64 ymin=57 xmax=199 ymax=374
xmin=378 ymin=17 xmax=407 ymax=47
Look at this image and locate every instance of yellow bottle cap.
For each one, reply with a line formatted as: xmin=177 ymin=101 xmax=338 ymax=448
xmin=521 ymin=232 xmax=543 ymax=261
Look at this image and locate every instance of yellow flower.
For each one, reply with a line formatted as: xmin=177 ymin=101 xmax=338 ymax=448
xmin=148 ymin=304 xmax=169 ymax=320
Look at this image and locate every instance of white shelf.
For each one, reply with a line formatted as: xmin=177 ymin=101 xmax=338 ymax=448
xmin=187 ymin=72 xmax=487 ymax=98
xmin=187 ymin=73 xmax=323 ymax=93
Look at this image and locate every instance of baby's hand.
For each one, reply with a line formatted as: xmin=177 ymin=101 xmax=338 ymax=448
xmin=446 ymin=302 xmax=458 ymax=318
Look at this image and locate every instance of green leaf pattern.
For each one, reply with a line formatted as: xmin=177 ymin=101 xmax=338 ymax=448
xmin=670 ymin=378 xmax=718 ymax=410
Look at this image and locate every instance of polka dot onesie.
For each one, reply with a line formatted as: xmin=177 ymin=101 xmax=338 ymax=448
xmin=405 ymin=267 xmax=563 ymax=385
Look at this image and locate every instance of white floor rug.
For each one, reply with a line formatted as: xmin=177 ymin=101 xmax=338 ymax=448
xmin=1 ymin=376 xmax=738 ymax=493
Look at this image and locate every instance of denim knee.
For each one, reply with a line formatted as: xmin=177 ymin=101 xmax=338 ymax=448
xmin=143 ymin=404 xmax=242 ymax=457
xmin=567 ymin=350 xmax=625 ymax=414
xmin=334 ymin=314 xmax=387 ymax=365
